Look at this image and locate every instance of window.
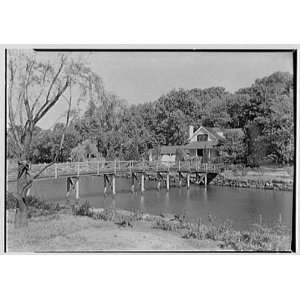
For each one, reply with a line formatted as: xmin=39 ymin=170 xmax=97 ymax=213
xmin=197 ymin=134 xmax=208 ymax=141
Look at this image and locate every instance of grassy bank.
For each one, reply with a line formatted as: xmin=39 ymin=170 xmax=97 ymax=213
xmin=6 ymin=198 xmax=292 ymax=252
xmin=6 ymin=211 xmax=221 ymax=252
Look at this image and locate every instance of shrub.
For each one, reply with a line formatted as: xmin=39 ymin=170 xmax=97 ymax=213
xmin=72 ymin=201 xmax=93 ymax=217
xmin=6 ymin=192 xmax=17 ymax=209
xmin=92 ymin=207 xmax=116 ymax=221
xmin=6 ymin=192 xmax=61 ymax=213
xmin=181 ymin=215 xmax=291 ymax=251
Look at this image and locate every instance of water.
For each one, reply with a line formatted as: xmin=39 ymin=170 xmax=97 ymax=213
xmin=7 ymin=176 xmax=293 ymax=230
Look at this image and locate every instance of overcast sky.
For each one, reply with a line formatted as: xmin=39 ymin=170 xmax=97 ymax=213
xmin=36 ymin=51 xmax=293 ymax=129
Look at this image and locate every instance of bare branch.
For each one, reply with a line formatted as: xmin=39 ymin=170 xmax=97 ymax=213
xmin=33 ymin=78 xmax=69 ymax=125
xmin=33 ymin=56 xmax=66 ymax=121
xmin=27 ymin=81 xmax=73 ymax=186
xmin=46 ymin=56 xmax=66 ymax=101
xmin=31 ymin=64 xmax=51 ymax=115
xmin=23 ymin=60 xmax=35 ymax=122
xmin=7 ymin=59 xmax=23 ymax=154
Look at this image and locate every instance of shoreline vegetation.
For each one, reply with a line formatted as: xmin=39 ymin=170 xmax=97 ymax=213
xmin=211 ymin=166 xmax=293 ymax=191
xmin=6 ymin=194 xmax=292 ymax=252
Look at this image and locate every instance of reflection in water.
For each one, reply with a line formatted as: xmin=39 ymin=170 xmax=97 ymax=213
xmin=165 ymin=191 xmax=170 ymax=211
xmin=140 ymin=194 xmax=145 ymax=211
xmin=186 ymin=189 xmax=190 ymax=201
xmin=7 ymin=176 xmax=293 ymax=230
xmin=203 ymin=188 xmax=208 ymax=203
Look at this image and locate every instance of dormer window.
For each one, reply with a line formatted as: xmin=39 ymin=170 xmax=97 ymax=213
xmin=197 ymin=134 xmax=208 ymax=141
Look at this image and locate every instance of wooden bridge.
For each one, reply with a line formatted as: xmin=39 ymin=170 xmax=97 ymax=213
xmin=7 ymin=160 xmax=225 ymax=198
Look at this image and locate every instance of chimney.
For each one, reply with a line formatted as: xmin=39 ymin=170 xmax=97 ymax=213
xmin=189 ymin=125 xmax=194 ymax=139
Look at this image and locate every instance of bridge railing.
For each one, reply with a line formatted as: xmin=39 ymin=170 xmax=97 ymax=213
xmin=7 ymin=160 xmax=225 ymax=182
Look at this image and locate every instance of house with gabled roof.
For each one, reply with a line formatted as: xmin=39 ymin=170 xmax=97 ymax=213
xmin=158 ymin=125 xmax=243 ymax=163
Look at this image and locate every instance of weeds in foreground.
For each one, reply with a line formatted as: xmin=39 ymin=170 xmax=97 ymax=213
xmin=181 ymin=216 xmax=290 ymax=251
xmin=153 ymin=211 xmax=291 ymax=251
xmin=73 ymin=202 xmax=144 ymax=228
xmin=72 ymin=201 xmax=291 ymax=251
xmin=72 ymin=201 xmax=93 ymax=217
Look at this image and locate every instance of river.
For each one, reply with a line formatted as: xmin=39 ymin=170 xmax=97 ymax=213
xmin=7 ymin=175 xmax=293 ymax=230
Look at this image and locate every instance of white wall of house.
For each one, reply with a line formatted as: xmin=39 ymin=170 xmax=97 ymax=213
xmin=161 ymin=154 xmax=176 ymax=163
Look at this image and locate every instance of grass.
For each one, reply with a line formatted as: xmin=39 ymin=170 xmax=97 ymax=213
xmin=6 ymin=197 xmax=292 ymax=252
xmin=72 ymin=202 xmax=292 ymax=251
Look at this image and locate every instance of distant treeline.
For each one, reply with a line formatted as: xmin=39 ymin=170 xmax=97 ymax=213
xmin=7 ymin=71 xmax=294 ymax=166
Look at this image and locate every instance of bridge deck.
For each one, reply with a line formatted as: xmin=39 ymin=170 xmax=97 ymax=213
xmin=7 ymin=160 xmax=224 ymax=182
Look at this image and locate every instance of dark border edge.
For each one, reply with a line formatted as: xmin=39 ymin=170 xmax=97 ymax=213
xmin=4 ymin=48 xmax=7 ymax=253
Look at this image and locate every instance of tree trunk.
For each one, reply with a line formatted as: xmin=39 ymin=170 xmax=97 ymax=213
xmin=14 ymin=161 xmax=32 ymax=228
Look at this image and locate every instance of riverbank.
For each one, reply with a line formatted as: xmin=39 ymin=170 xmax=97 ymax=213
xmin=6 ymin=210 xmax=220 ymax=252
xmin=211 ymin=166 xmax=293 ymax=191
xmin=6 ymin=203 xmax=291 ymax=252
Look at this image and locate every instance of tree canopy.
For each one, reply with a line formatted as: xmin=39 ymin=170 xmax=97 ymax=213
xmin=7 ymin=69 xmax=294 ymax=166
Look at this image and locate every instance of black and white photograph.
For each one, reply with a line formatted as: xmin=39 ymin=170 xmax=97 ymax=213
xmin=2 ymin=47 xmax=297 ymax=252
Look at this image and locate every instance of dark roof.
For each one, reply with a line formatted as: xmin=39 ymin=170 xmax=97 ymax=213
xmin=184 ymin=141 xmax=218 ymax=149
xmin=160 ymin=145 xmax=184 ymax=155
xmin=205 ymin=127 xmax=226 ymax=141
xmin=223 ymin=128 xmax=244 ymax=138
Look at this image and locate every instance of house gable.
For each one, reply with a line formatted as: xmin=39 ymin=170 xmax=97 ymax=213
xmin=188 ymin=126 xmax=219 ymax=143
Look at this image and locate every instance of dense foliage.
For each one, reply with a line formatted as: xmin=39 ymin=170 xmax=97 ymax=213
xmin=7 ymin=71 xmax=294 ymax=166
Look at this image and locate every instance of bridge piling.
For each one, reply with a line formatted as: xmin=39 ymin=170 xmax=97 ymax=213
xmin=104 ymin=174 xmax=108 ymax=195
xmin=178 ymin=171 xmax=182 ymax=187
xmin=131 ymin=173 xmax=135 ymax=192
xmin=141 ymin=173 xmax=145 ymax=192
xmin=75 ymin=178 xmax=79 ymax=199
xmin=112 ymin=174 xmax=116 ymax=195
xmin=187 ymin=173 xmax=190 ymax=189
xmin=166 ymin=173 xmax=170 ymax=190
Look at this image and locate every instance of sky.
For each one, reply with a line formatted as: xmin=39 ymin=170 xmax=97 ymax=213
xmin=34 ymin=51 xmax=293 ymax=129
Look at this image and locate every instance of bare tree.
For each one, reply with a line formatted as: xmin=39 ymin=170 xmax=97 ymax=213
xmin=7 ymin=50 xmax=104 ymax=227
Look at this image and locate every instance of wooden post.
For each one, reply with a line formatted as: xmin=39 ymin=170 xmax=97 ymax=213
xmin=75 ymin=178 xmax=80 ymax=200
xmin=77 ymin=162 xmax=80 ymax=176
xmin=114 ymin=160 xmax=117 ymax=174
xmin=54 ymin=163 xmax=58 ymax=179
xmin=166 ymin=173 xmax=170 ymax=190
xmin=141 ymin=173 xmax=145 ymax=193
xmin=187 ymin=173 xmax=190 ymax=189
xmin=178 ymin=172 xmax=182 ymax=187
xmin=204 ymin=174 xmax=207 ymax=186
xmin=157 ymin=173 xmax=161 ymax=190
xmin=104 ymin=175 xmax=107 ymax=195
xmin=131 ymin=173 xmax=135 ymax=193
xmin=97 ymin=161 xmax=100 ymax=175
xmin=112 ymin=174 xmax=116 ymax=195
